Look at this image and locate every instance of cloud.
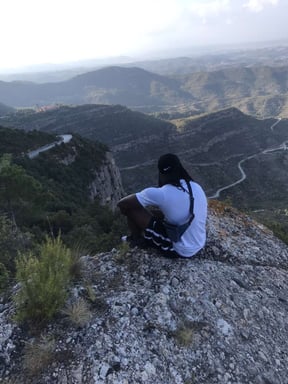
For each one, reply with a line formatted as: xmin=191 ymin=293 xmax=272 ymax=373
xmin=243 ymin=0 xmax=278 ymax=13
xmin=188 ymin=0 xmax=230 ymax=17
xmin=0 ymin=0 xmax=287 ymax=71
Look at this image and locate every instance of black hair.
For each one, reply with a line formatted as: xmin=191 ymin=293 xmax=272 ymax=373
xmin=157 ymin=153 xmax=193 ymax=188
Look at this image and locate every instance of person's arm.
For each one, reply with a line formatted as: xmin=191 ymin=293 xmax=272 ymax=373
xmin=148 ymin=206 xmax=164 ymax=219
xmin=117 ymin=194 xmax=142 ymax=216
xmin=117 ymin=194 xmax=152 ymax=231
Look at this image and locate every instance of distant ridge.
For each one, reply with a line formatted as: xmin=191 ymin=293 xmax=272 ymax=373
xmin=0 ymin=67 xmax=193 ymax=109
xmin=2 ymin=104 xmax=175 ymax=147
xmin=1 ymin=65 xmax=288 ymax=117
xmin=69 ymin=66 xmax=178 ymax=89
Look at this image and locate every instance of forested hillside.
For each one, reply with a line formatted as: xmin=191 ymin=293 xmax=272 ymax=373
xmin=0 ymin=126 xmax=126 ymax=293
xmin=0 ymin=102 xmax=14 ymax=116
xmin=4 ymin=106 xmax=286 ymax=196
xmin=4 ymin=105 xmax=288 ymax=245
xmin=2 ymin=104 xmax=176 ymax=146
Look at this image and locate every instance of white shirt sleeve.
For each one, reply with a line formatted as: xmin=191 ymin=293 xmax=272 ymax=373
xmin=136 ymin=187 xmax=164 ymax=208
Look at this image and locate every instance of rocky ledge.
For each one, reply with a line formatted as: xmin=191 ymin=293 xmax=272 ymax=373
xmin=1 ymin=202 xmax=288 ymax=384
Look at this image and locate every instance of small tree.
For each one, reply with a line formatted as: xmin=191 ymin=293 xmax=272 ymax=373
xmin=14 ymin=236 xmax=73 ymax=324
xmin=0 ymin=154 xmax=42 ymax=227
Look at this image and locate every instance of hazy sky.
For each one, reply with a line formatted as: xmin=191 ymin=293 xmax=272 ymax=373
xmin=1 ymin=0 xmax=287 ymax=72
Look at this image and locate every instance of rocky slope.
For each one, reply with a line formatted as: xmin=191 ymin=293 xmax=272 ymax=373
xmin=1 ymin=201 xmax=288 ymax=384
xmin=89 ymin=151 xmax=124 ymax=210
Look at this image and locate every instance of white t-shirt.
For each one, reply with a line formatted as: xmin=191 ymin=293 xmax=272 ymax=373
xmin=136 ymin=179 xmax=207 ymax=257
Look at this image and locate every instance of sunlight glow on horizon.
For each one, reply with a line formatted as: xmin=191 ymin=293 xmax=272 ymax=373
xmin=0 ymin=0 xmax=285 ymax=72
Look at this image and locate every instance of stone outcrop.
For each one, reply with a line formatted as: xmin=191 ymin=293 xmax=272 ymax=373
xmin=89 ymin=152 xmax=124 ymax=210
xmin=1 ymin=202 xmax=288 ymax=383
xmin=42 ymin=137 xmax=124 ymax=211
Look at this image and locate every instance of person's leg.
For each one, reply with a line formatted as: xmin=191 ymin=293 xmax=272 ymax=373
xmin=126 ymin=206 xmax=152 ymax=238
xmin=143 ymin=217 xmax=177 ymax=253
xmin=118 ymin=194 xmax=152 ymax=239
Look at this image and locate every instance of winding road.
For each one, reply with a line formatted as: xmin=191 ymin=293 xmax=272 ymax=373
xmin=27 ymin=118 xmax=286 ymax=201
xmin=208 ymin=118 xmax=286 ymax=199
xmin=28 ymin=134 xmax=72 ymax=159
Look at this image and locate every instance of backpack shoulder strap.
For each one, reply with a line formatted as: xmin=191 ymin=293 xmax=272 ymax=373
xmin=185 ymin=180 xmax=195 ymax=223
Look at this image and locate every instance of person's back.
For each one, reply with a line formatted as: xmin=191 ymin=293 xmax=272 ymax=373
xmin=118 ymin=153 xmax=207 ymax=258
xmin=170 ymin=180 xmax=207 ymax=257
xmin=136 ymin=178 xmax=207 ymax=257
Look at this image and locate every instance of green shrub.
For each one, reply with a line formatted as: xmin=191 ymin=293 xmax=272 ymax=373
xmin=0 ymin=214 xmax=31 ymax=277
xmin=114 ymin=241 xmax=130 ymax=264
xmin=261 ymin=220 xmax=288 ymax=245
xmin=14 ymin=236 xmax=73 ymax=324
xmin=0 ymin=262 xmax=9 ymax=292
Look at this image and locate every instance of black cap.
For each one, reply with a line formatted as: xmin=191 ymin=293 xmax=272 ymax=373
xmin=158 ymin=153 xmax=181 ymax=175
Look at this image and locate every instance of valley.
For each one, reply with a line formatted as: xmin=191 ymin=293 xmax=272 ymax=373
xmin=3 ymin=105 xmax=288 ymax=215
xmin=1 ymin=45 xmax=288 ymax=244
xmin=209 ymin=118 xmax=285 ymax=199
xmin=2 ymin=5 xmax=288 ymax=379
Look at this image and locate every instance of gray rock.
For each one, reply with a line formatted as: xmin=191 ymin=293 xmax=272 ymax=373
xmin=1 ymin=205 xmax=288 ymax=383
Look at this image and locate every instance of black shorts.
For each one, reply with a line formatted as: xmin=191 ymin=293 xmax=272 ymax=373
xmin=144 ymin=217 xmax=180 ymax=258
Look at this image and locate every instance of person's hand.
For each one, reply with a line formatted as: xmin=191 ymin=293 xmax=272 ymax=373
xmin=148 ymin=206 xmax=164 ymax=219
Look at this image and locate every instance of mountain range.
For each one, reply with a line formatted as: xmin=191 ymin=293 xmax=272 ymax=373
xmin=2 ymin=47 xmax=288 ymax=383
xmin=1 ymin=47 xmax=288 ymax=242
xmin=3 ymin=105 xmax=288 ymax=239
xmin=1 ymin=65 xmax=288 ymax=118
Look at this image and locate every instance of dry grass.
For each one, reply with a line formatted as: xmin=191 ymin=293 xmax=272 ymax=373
xmin=69 ymin=242 xmax=90 ymax=280
xmin=172 ymin=320 xmax=209 ymax=347
xmin=62 ymin=298 xmax=92 ymax=327
xmin=23 ymin=336 xmax=55 ymax=377
xmin=173 ymin=324 xmax=194 ymax=347
xmin=85 ymin=284 xmax=97 ymax=303
xmin=208 ymin=199 xmax=233 ymax=215
xmin=114 ymin=241 xmax=130 ymax=264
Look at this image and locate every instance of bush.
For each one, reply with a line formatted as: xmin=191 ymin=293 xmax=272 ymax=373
xmin=0 ymin=262 xmax=9 ymax=292
xmin=23 ymin=336 xmax=55 ymax=377
xmin=14 ymin=236 xmax=73 ymax=324
xmin=266 ymin=221 xmax=288 ymax=245
xmin=0 ymin=214 xmax=31 ymax=277
xmin=62 ymin=298 xmax=92 ymax=327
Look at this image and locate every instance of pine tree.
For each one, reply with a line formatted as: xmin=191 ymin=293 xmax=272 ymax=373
xmin=0 ymin=154 xmax=42 ymax=227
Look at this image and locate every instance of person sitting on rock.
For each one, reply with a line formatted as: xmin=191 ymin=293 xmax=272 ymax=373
xmin=117 ymin=153 xmax=207 ymax=258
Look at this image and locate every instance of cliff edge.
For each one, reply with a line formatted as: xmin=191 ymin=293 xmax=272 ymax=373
xmin=1 ymin=201 xmax=288 ymax=384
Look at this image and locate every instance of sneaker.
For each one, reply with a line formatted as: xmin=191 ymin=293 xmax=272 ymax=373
xmin=121 ymin=235 xmax=148 ymax=249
